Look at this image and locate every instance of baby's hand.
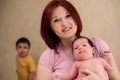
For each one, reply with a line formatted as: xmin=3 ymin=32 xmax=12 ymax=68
xmin=51 ymin=72 xmax=62 ymax=80
xmin=52 ymin=72 xmax=58 ymax=79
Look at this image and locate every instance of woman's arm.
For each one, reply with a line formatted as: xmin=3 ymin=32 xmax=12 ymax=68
xmin=103 ymin=54 xmax=120 ymax=80
xmin=107 ymin=69 xmax=120 ymax=80
xmin=37 ymin=64 xmax=52 ymax=80
xmin=37 ymin=48 xmax=55 ymax=80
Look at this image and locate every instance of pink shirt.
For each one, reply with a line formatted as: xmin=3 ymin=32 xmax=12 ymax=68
xmin=39 ymin=47 xmax=73 ymax=72
xmin=39 ymin=37 xmax=112 ymax=73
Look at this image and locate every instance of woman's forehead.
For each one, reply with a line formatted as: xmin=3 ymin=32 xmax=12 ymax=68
xmin=51 ymin=6 xmax=68 ymax=18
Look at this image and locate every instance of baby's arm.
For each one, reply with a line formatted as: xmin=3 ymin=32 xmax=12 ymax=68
xmin=52 ymin=71 xmax=74 ymax=80
xmin=52 ymin=62 xmax=78 ymax=80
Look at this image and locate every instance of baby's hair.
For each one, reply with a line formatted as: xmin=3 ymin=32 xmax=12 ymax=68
xmin=72 ymin=36 xmax=95 ymax=49
xmin=16 ymin=37 xmax=31 ymax=48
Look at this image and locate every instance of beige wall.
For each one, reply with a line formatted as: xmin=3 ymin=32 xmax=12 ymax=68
xmin=0 ymin=0 xmax=120 ymax=80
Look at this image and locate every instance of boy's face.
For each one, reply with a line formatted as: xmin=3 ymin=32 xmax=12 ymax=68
xmin=16 ymin=43 xmax=30 ymax=57
xmin=73 ymin=38 xmax=94 ymax=61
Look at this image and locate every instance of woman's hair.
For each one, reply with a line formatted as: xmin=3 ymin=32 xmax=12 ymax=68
xmin=41 ymin=0 xmax=82 ymax=50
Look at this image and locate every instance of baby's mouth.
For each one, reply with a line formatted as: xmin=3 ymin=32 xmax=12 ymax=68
xmin=79 ymin=51 xmax=85 ymax=54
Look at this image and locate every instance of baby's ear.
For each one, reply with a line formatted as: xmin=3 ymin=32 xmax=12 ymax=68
xmin=92 ymin=47 xmax=95 ymax=53
xmin=92 ymin=47 xmax=95 ymax=56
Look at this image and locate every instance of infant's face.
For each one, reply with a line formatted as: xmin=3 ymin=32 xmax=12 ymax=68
xmin=73 ymin=38 xmax=94 ymax=61
xmin=16 ymin=43 xmax=29 ymax=57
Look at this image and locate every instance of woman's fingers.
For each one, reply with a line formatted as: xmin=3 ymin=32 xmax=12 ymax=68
xmin=80 ymin=69 xmax=93 ymax=75
xmin=79 ymin=69 xmax=103 ymax=80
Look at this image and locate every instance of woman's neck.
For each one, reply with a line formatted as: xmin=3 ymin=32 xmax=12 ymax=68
xmin=60 ymin=37 xmax=75 ymax=50
xmin=60 ymin=36 xmax=75 ymax=60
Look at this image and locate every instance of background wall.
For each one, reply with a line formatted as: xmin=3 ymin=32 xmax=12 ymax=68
xmin=0 ymin=0 xmax=120 ymax=80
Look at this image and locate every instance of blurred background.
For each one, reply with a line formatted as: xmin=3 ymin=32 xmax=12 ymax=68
xmin=0 ymin=0 xmax=120 ymax=80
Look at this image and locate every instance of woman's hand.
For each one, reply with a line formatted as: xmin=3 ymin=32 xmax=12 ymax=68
xmin=78 ymin=69 xmax=104 ymax=80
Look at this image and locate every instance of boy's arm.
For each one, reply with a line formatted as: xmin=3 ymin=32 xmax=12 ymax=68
xmin=29 ymin=72 xmax=35 ymax=80
xmin=28 ymin=56 xmax=36 ymax=80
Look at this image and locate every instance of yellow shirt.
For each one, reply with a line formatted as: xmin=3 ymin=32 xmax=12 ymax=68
xmin=16 ymin=54 xmax=36 ymax=80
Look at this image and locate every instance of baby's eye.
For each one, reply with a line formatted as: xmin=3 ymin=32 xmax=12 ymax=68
xmin=74 ymin=47 xmax=78 ymax=50
xmin=83 ymin=44 xmax=87 ymax=47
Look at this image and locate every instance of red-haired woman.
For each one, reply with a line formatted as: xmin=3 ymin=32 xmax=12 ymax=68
xmin=37 ymin=0 xmax=120 ymax=80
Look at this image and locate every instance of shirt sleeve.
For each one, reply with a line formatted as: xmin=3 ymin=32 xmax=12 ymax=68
xmin=90 ymin=37 xmax=110 ymax=57
xmin=38 ymin=48 xmax=55 ymax=70
xmin=28 ymin=55 xmax=36 ymax=72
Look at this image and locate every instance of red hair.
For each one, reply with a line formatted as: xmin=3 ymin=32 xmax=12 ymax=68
xmin=41 ymin=0 xmax=82 ymax=50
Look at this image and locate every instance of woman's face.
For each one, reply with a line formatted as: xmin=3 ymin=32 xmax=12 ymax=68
xmin=50 ymin=6 xmax=77 ymax=39
xmin=73 ymin=38 xmax=94 ymax=61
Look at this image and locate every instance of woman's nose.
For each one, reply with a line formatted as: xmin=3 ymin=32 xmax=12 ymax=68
xmin=61 ymin=20 xmax=68 ymax=27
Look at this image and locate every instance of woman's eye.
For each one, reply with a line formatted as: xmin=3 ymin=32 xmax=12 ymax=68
xmin=66 ymin=14 xmax=71 ymax=18
xmin=54 ymin=19 xmax=60 ymax=23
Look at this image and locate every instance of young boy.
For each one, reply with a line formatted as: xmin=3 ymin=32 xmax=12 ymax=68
xmin=52 ymin=36 xmax=115 ymax=80
xmin=16 ymin=37 xmax=36 ymax=80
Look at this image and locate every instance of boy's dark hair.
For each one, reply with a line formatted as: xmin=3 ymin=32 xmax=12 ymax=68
xmin=16 ymin=37 xmax=31 ymax=48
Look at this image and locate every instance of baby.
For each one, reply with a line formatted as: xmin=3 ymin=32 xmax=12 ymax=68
xmin=52 ymin=36 xmax=114 ymax=80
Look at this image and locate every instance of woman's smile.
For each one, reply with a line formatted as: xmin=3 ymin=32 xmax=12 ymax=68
xmin=62 ymin=26 xmax=71 ymax=32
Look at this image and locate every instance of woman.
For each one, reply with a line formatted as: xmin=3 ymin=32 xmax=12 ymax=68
xmin=37 ymin=0 xmax=120 ymax=80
